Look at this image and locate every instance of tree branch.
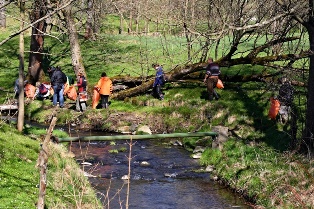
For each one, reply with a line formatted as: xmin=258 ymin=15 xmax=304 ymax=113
xmin=0 ymin=0 xmax=75 ymax=47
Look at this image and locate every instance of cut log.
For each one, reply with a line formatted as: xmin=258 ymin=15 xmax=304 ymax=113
xmin=0 ymin=104 xmax=18 ymax=111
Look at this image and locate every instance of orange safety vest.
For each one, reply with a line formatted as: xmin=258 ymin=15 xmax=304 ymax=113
xmin=96 ymin=77 xmax=112 ymax=95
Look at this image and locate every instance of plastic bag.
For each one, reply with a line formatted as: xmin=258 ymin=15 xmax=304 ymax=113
xmin=63 ymin=83 xmax=70 ymax=95
xmin=67 ymin=86 xmax=77 ymax=101
xmin=92 ymin=88 xmax=100 ymax=109
xmin=268 ymin=97 xmax=280 ymax=120
xmin=216 ymin=79 xmax=224 ymax=89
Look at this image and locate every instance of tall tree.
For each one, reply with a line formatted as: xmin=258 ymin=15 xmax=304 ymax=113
xmin=28 ymin=0 xmax=47 ymax=85
xmin=17 ymin=0 xmax=25 ymax=132
xmin=84 ymin=0 xmax=94 ymax=40
xmin=304 ymin=1 xmax=314 ymax=155
xmin=270 ymin=0 xmax=314 ymax=155
xmin=0 ymin=0 xmax=6 ymax=28
xmin=62 ymin=4 xmax=86 ymax=76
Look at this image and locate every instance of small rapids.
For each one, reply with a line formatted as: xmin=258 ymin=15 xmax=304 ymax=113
xmin=69 ymin=136 xmax=252 ymax=209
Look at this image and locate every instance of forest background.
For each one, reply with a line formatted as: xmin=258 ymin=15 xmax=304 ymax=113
xmin=1 ymin=0 xmax=314 ymax=208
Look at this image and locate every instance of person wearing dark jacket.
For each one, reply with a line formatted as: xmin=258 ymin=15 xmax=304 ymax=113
xmin=152 ymin=64 xmax=165 ymax=100
xmin=49 ymin=66 xmax=67 ymax=107
xmin=204 ymin=57 xmax=221 ymax=101
xmin=277 ymin=77 xmax=294 ymax=124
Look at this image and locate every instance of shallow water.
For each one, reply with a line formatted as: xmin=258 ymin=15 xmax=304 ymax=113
xmin=68 ymin=136 xmax=252 ymax=209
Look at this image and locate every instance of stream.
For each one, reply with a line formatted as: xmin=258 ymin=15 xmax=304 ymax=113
xmin=68 ymin=132 xmax=252 ymax=209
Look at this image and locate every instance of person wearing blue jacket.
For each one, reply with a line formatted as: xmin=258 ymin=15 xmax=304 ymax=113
xmin=152 ymin=63 xmax=165 ymax=100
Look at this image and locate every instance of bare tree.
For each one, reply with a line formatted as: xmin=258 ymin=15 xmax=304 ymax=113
xmin=62 ymin=4 xmax=86 ymax=76
xmin=273 ymin=0 xmax=314 ymax=156
xmin=28 ymin=0 xmax=48 ymax=85
xmin=0 ymin=0 xmax=6 ymax=28
xmin=84 ymin=0 xmax=94 ymax=40
xmin=17 ymin=0 xmax=25 ymax=132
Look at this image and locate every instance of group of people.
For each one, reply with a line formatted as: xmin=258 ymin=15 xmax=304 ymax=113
xmin=47 ymin=67 xmax=114 ymax=111
xmin=15 ymin=59 xmax=293 ymax=122
xmin=203 ymin=57 xmax=295 ymax=124
xmin=15 ymin=66 xmax=114 ymax=112
xmin=15 ymin=60 xmax=218 ymax=111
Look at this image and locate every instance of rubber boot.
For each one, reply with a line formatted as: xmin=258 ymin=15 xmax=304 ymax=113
xmin=213 ymin=90 xmax=219 ymax=100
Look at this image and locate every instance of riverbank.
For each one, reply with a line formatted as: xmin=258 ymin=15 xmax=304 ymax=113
xmin=0 ymin=121 xmax=102 ymax=208
xmin=21 ymin=89 xmax=314 ymax=208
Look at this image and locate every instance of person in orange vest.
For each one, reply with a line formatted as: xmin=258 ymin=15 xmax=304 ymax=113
xmin=95 ymin=72 xmax=113 ymax=109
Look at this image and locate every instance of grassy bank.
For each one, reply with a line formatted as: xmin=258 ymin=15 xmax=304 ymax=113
xmin=0 ymin=121 xmax=102 ymax=208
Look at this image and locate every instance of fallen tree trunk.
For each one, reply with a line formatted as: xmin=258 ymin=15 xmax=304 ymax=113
xmin=111 ymin=62 xmax=207 ymax=100
xmin=111 ymin=43 xmax=309 ymax=100
xmin=111 ymin=65 xmax=306 ymax=100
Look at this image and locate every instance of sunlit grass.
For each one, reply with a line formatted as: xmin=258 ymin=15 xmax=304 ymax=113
xmin=0 ymin=121 xmax=101 ymax=208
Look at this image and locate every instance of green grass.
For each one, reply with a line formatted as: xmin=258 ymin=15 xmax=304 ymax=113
xmin=0 ymin=121 xmax=101 ymax=208
xmin=199 ymin=139 xmax=308 ymax=207
xmin=0 ymin=124 xmax=39 ymax=208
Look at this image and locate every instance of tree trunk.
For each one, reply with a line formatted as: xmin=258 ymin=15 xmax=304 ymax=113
xmin=128 ymin=2 xmax=133 ymax=34
xmin=17 ymin=0 xmax=25 ymax=132
xmin=93 ymin=0 xmax=101 ymax=36
xmin=302 ymin=22 xmax=314 ymax=155
xmin=63 ymin=6 xmax=86 ymax=77
xmin=28 ymin=0 xmax=47 ymax=86
xmin=119 ymin=13 xmax=123 ymax=34
xmin=0 ymin=0 xmax=6 ymax=28
xmin=135 ymin=2 xmax=140 ymax=34
xmin=111 ymin=63 xmax=205 ymax=100
xmin=84 ymin=0 xmax=94 ymax=40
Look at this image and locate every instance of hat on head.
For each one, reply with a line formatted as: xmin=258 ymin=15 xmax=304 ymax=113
xmin=48 ymin=66 xmax=55 ymax=72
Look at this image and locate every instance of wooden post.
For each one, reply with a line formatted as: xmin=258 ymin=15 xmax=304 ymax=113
xmin=36 ymin=117 xmax=57 ymax=209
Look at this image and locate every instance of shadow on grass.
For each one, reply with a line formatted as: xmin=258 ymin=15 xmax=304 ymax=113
xmin=229 ymin=82 xmax=292 ymax=152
